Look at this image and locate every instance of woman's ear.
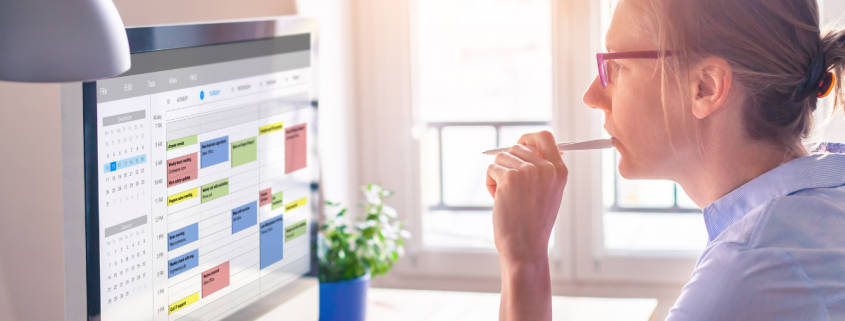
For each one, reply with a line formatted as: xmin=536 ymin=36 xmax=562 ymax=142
xmin=690 ymin=57 xmax=733 ymax=119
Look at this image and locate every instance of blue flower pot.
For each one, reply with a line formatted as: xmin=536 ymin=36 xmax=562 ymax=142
xmin=319 ymin=273 xmax=370 ymax=321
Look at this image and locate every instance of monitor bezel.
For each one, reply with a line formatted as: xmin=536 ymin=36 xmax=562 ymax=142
xmin=82 ymin=17 xmax=319 ymax=320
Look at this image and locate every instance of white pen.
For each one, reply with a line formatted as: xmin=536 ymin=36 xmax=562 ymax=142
xmin=482 ymin=138 xmax=613 ymax=155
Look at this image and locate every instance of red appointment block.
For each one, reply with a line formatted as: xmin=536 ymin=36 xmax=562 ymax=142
xmin=259 ymin=188 xmax=272 ymax=207
xmin=202 ymin=261 xmax=230 ymax=298
xmin=285 ymin=124 xmax=307 ymax=174
xmin=167 ymin=153 xmax=198 ymax=187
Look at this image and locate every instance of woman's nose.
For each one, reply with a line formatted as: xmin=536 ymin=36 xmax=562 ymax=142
xmin=583 ymin=76 xmax=611 ymax=112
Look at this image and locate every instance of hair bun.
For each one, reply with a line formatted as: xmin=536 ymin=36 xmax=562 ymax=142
xmin=792 ymin=51 xmax=828 ymax=102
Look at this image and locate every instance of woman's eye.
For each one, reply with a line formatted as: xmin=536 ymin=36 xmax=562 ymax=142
xmin=608 ymin=61 xmax=623 ymax=80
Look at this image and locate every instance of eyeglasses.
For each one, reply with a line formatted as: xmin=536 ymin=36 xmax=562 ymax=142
xmin=596 ymin=51 xmax=673 ymax=88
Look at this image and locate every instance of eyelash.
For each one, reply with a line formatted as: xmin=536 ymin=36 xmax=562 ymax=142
xmin=611 ymin=61 xmax=623 ymax=71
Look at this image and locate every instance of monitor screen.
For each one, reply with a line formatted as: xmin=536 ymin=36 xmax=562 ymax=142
xmin=83 ymin=21 xmax=317 ymax=321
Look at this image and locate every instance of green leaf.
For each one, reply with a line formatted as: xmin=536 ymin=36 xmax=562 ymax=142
xmin=318 ymin=184 xmax=411 ymax=282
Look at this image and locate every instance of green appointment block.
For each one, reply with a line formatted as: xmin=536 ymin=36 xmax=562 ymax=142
xmin=285 ymin=219 xmax=308 ymax=241
xmin=230 ymin=137 xmax=257 ymax=167
xmin=271 ymin=191 xmax=284 ymax=210
xmin=166 ymin=135 xmax=198 ymax=151
xmin=201 ymin=178 xmax=229 ymax=203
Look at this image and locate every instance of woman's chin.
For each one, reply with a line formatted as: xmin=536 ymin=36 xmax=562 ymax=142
xmin=617 ymin=156 xmax=647 ymax=179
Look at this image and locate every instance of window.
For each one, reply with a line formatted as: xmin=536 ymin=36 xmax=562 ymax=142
xmin=815 ymin=1 xmax=845 ymax=144
xmin=595 ymin=0 xmax=707 ymax=255
xmin=567 ymin=0 xmax=702 ymax=284
xmin=414 ymin=0 xmax=554 ymax=250
xmin=353 ymin=0 xmax=845 ymax=288
xmin=572 ymin=0 xmax=845 ymax=284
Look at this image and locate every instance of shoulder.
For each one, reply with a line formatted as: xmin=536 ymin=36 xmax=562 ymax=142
xmin=667 ymin=187 xmax=845 ymax=321
xmin=715 ymin=185 xmax=845 ymax=249
xmin=667 ymin=241 xmax=827 ymax=321
xmin=749 ymin=186 xmax=845 ymax=248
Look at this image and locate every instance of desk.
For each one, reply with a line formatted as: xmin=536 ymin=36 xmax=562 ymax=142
xmin=256 ymin=285 xmax=658 ymax=321
xmin=368 ymin=288 xmax=657 ymax=321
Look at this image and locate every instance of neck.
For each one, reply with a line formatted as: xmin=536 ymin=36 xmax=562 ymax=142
xmin=677 ymin=139 xmax=808 ymax=209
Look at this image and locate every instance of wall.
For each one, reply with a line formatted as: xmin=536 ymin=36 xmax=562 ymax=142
xmin=0 ymin=82 xmax=64 ymax=321
xmin=115 ymin=0 xmax=295 ymax=26
xmin=0 ymin=1 xmax=297 ymax=320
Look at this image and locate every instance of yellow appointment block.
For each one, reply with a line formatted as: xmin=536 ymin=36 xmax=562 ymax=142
xmin=285 ymin=197 xmax=308 ymax=212
xmin=169 ymin=292 xmax=199 ymax=314
xmin=259 ymin=122 xmax=284 ymax=135
xmin=168 ymin=188 xmax=198 ymax=206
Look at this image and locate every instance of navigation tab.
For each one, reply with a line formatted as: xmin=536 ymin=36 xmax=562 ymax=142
xmin=104 ymin=215 xmax=148 ymax=238
xmin=103 ymin=110 xmax=146 ymax=127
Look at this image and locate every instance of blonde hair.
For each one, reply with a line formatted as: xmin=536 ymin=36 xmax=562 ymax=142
xmin=642 ymin=0 xmax=844 ymax=154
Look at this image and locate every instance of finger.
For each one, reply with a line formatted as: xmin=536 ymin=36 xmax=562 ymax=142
xmin=518 ymin=131 xmax=562 ymax=163
xmin=486 ymin=163 xmax=509 ymax=184
xmin=494 ymin=152 xmax=528 ymax=169
xmin=508 ymin=144 xmax=544 ymax=165
xmin=486 ymin=164 xmax=509 ymax=197
xmin=486 ymin=174 xmax=496 ymax=198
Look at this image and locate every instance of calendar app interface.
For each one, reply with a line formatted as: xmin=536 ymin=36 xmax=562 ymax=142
xmin=91 ymin=35 xmax=315 ymax=321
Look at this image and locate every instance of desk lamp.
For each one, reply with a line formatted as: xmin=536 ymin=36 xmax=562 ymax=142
xmin=0 ymin=0 xmax=130 ymax=82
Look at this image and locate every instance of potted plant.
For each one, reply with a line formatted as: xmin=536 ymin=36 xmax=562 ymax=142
xmin=318 ymin=184 xmax=411 ymax=321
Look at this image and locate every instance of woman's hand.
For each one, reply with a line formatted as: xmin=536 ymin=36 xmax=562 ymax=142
xmin=486 ymin=130 xmax=568 ymax=264
xmin=486 ymin=131 xmax=567 ymax=321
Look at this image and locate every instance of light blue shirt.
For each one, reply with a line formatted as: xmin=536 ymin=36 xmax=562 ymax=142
xmin=667 ymin=143 xmax=845 ymax=321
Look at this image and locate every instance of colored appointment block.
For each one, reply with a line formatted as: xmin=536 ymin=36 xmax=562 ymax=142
xmin=168 ymin=292 xmax=199 ymax=314
xmin=168 ymin=188 xmax=198 ymax=206
xmin=167 ymin=223 xmax=198 ymax=251
xmin=284 ymin=197 xmax=307 ymax=212
xmin=271 ymin=191 xmax=284 ymax=210
xmin=259 ymin=122 xmax=284 ymax=135
xmin=259 ymin=215 xmax=284 ymax=269
xmin=167 ymin=135 xmax=197 ymax=151
xmin=231 ymin=137 xmax=257 ymax=167
xmin=167 ymin=152 xmax=198 ymax=187
xmin=201 ymin=178 xmax=229 ymax=203
xmin=202 ymin=261 xmax=230 ymax=298
xmin=200 ymin=136 xmax=229 ymax=168
xmin=232 ymin=201 xmax=257 ymax=234
xmin=259 ymin=188 xmax=272 ymax=207
xmin=285 ymin=219 xmax=308 ymax=242
xmin=285 ymin=124 xmax=307 ymax=173
xmin=168 ymin=249 xmax=199 ymax=278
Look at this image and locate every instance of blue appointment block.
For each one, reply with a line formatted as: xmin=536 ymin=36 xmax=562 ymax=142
xmin=200 ymin=136 xmax=229 ymax=168
xmin=167 ymin=223 xmax=199 ymax=251
xmin=232 ymin=201 xmax=258 ymax=234
xmin=259 ymin=215 xmax=284 ymax=269
xmin=168 ymin=249 xmax=199 ymax=278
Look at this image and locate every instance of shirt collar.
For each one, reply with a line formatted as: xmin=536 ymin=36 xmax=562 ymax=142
xmin=702 ymin=143 xmax=845 ymax=241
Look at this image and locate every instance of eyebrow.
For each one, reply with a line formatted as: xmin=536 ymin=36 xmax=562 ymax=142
xmin=605 ymin=40 xmax=618 ymax=52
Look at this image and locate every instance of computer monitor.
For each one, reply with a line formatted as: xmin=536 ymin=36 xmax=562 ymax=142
xmin=79 ymin=17 xmax=318 ymax=321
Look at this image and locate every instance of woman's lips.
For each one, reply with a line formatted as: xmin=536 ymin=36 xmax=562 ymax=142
xmin=603 ymin=125 xmax=619 ymax=147
xmin=610 ymin=137 xmax=623 ymax=151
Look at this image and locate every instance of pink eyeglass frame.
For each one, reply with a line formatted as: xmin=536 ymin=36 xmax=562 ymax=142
xmin=596 ymin=50 xmax=674 ymax=88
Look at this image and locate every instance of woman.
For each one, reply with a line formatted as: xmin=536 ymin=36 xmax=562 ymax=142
xmin=486 ymin=0 xmax=845 ymax=320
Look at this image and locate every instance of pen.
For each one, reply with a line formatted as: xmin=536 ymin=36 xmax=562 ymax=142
xmin=482 ymin=138 xmax=613 ymax=155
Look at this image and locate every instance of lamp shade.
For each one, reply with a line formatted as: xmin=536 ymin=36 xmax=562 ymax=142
xmin=0 ymin=0 xmax=130 ymax=82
